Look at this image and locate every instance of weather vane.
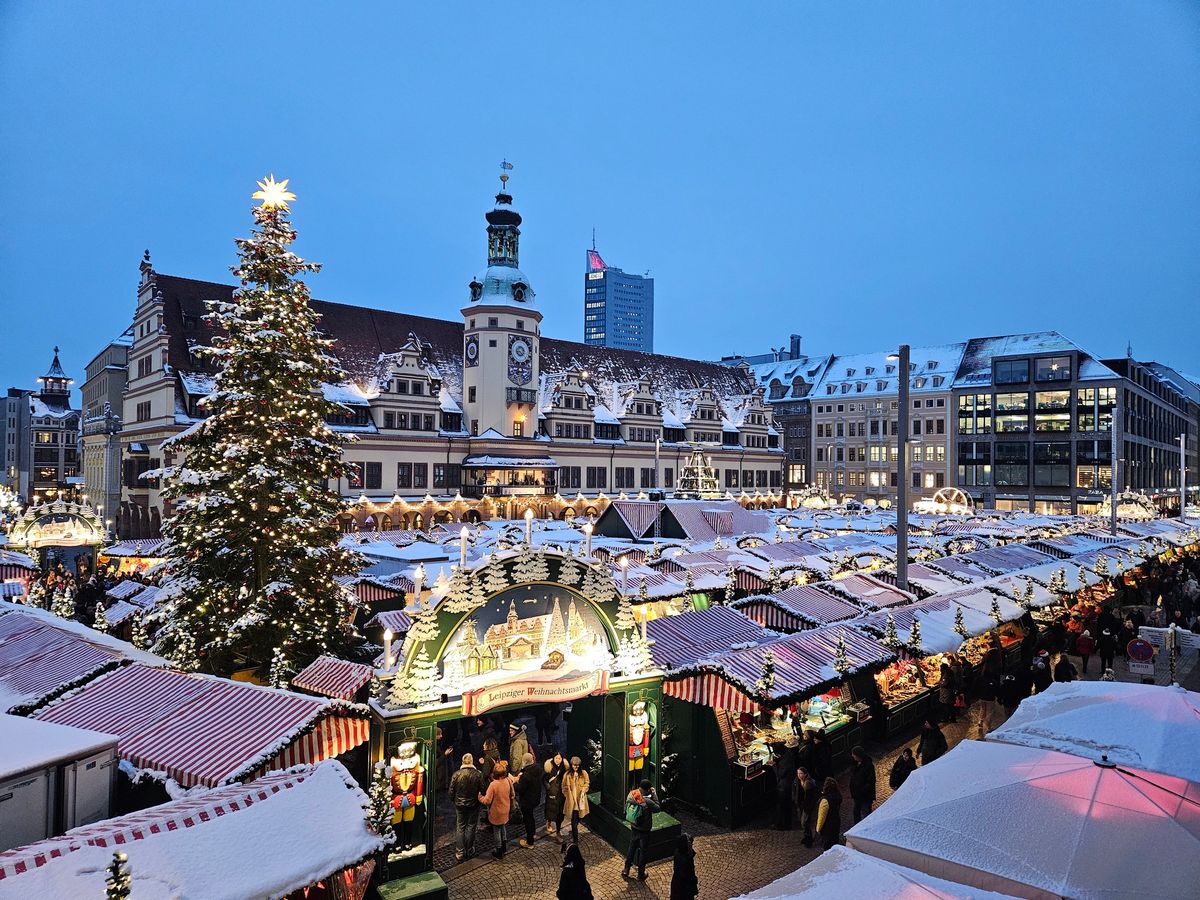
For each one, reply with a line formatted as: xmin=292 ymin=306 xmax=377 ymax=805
xmin=499 ymin=158 xmax=513 ymax=190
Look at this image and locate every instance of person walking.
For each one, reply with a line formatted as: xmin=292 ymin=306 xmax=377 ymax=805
xmin=773 ymin=735 xmax=799 ymax=830
xmin=562 ymin=756 xmax=590 ymax=845
xmin=848 ymin=745 xmax=875 ymax=825
xmin=543 ymin=752 xmax=567 ymax=840
xmin=622 ymin=780 xmax=659 ymax=881
xmin=479 ymin=761 xmax=516 ymax=859
xmin=1053 ymin=653 xmax=1077 ymax=683
xmin=557 ymin=842 xmax=594 ymax=900
xmin=815 ymin=777 xmax=843 ymax=852
xmin=888 ymin=747 xmax=917 ymax=792
xmin=1075 ymin=630 xmax=1096 ymax=676
xmin=670 ymin=833 xmax=699 ymax=900
xmin=795 ymin=767 xmax=820 ymax=847
xmin=449 ymin=753 xmax=485 ymax=861
xmin=1098 ymin=629 xmax=1118 ymax=674
xmin=916 ymin=718 xmax=948 ymax=767
xmin=938 ymin=661 xmax=958 ymax=723
xmin=515 ymin=752 xmax=542 ymax=847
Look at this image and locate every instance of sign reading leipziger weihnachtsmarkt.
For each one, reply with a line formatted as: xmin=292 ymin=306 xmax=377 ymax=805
xmin=461 ymin=668 xmax=609 ymax=716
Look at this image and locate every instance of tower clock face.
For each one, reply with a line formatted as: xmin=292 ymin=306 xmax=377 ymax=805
xmin=465 ymin=335 xmax=479 ymax=367
xmin=508 ymin=336 xmax=533 ymax=385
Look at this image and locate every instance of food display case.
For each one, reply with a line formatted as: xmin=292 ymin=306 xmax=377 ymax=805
xmin=871 ymin=657 xmax=937 ymax=735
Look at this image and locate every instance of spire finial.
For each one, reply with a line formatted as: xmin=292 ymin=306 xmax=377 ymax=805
xmin=499 ymin=158 xmax=513 ymax=189
xmin=592 ymin=227 xmax=596 ymax=251
xmin=53 ymin=346 xmax=60 ymax=356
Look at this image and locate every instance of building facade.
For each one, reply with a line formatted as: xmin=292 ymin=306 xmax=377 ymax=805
xmin=583 ymin=247 xmax=654 ymax=353
xmin=110 ymin=185 xmax=782 ymax=538
xmin=28 ymin=349 xmax=82 ymax=502
xmin=81 ymin=335 xmax=131 ymax=526
xmin=1 ymin=388 xmax=33 ymax=499
xmin=741 ymin=345 xmax=831 ymax=492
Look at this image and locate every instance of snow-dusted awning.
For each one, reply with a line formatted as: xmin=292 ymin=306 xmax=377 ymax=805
xmin=462 ymin=454 xmax=559 ymax=468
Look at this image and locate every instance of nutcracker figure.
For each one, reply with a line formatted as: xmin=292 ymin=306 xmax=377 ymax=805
xmin=390 ymin=740 xmax=425 ymax=851
xmin=628 ymin=699 xmax=650 ymax=773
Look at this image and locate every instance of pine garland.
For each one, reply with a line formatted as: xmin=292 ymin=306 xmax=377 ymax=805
xmin=151 ymin=180 xmax=360 ymax=676
xmin=368 ymin=762 xmax=397 ymax=843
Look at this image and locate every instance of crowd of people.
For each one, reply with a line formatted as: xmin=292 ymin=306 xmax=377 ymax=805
xmin=21 ymin=560 xmax=150 ymax=625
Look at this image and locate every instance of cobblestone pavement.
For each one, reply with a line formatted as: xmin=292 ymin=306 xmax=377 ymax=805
xmin=442 ymin=648 xmax=1197 ymax=898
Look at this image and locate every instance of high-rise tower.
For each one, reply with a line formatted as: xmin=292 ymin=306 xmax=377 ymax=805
xmin=583 ymin=243 xmax=654 ymax=353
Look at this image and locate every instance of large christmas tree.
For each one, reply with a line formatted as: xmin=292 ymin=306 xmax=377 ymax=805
xmin=152 ymin=176 xmax=361 ymax=676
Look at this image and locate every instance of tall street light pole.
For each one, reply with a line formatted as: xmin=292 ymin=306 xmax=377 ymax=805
xmin=895 ymin=344 xmax=910 ymax=593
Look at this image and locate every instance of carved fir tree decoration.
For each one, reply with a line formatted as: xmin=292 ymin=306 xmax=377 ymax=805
xmin=882 ymin=612 xmax=900 ymax=651
xmin=558 ymin=553 xmax=583 ymax=587
xmin=92 ymin=601 xmax=110 ymax=634
xmin=368 ymin=762 xmax=397 ymax=844
xmin=907 ymin=615 xmax=924 ymax=656
xmin=480 ymin=555 xmax=510 ymax=596
xmin=151 ymin=177 xmax=360 ymax=677
xmin=953 ymin=606 xmax=968 ymax=639
xmin=105 ymin=851 xmax=131 ymax=900
xmin=832 ymin=632 xmax=851 ymax=676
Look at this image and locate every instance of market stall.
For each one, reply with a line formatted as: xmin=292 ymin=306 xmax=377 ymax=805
xmin=96 ymin=539 xmax=169 ymax=577
xmin=731 ymin=585 xmax=862 ymax=631
xmin=660 ymin=624 xmax=893 ymax=826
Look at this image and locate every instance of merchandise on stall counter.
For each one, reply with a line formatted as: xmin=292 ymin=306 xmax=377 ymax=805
xmin=873 ymin=658 xmax=932 ymax=707
xmin=959 ymin=622 xmax=1024 ymax=665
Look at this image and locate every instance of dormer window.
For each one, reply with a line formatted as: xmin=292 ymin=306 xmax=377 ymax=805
xmin=885 ymin=364 xmax=896 ymax=375
xmin=469 ymin=280 xmax=482 ymax=301
xmin=855 ymin=382 xmax=866 ymax=393
xmin=927 ymin=361 xmax=938 ymax=370
xmin=913 ymin=377 xmax=926 ymax=389
xmin=512 ymin=282 xmax=527 ymax=302
xmin=846 ymin=368 xmax=855 ymax=377
xmin=932 ymin=375 xmax=944 ymax=387
xmin=865 ymin=367 xmax=875 ymax=376
xmin=876 ymin=380 xmax=887 ymax=391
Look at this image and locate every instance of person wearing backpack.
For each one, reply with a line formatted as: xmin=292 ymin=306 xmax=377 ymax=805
xmin=622 ymin=780 xmax=659 ymax=881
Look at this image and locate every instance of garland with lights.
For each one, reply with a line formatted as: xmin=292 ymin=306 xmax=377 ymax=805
xmin=151 ymin=177 xmax=361 ymax=676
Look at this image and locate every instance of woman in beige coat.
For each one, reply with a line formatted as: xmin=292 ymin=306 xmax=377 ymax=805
xmin=561 ymin=756 xmax=591 ymax=845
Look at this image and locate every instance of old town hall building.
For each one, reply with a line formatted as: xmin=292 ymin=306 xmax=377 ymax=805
xmin=113 ymin=182 xmax=782 ymax=538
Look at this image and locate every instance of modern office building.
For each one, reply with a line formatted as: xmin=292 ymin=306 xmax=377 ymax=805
xmin=583 ymin=246 xmax=654 ymax=353
xmin=1 ymin=388 xmax=33 ymax=500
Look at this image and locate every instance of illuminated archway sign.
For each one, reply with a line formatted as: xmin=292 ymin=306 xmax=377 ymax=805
xmin=6 ymin=500 xmax=105 ymax=551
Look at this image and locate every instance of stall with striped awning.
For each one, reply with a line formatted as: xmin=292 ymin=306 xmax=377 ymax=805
xmin=291 ymin=655 xmax=376 ymax=701
xmin=34 ymin=664 xmax=370 ymax=788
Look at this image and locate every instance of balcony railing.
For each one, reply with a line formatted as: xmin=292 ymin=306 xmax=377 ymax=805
xmin=506 ymin=388 xmax=537 ymax=405
xmin=461 ymin=483 xmax=556 ymax=498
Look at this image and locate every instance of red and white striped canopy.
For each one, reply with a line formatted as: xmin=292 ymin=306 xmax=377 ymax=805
xmin=665 ymin=673 xmax=760 ymax=714
xmin=291 ymin=655 xmax=375 ymax=701
xmin=0 ymin=608 xmax=127 ymax=711
xmin=35 ymin=665 xmax=369 ymax=788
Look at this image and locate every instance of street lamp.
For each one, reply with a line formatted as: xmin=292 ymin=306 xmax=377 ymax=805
xmin=887 ymin=345 xmax=910 ymax=592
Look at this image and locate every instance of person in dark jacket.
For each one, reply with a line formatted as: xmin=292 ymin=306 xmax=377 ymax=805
xmin=543 ymin=752 xmax=567 ymax=840
xmin=795 ymin=728 xmax=817 ymax=781
xmin=622 ymin=780 xmax=659 ymax=880
xmin=1098 ymin=629 xmax=1118 ymax=673
xmin=811 ymin=729 xmax=833 ymax=783
xmin=848 ymin=745 xmax=876 ymax=824
xmin=815 ymin=777 xmax=843 ymax=851
xmin=916 ymin=718 xmax=948 ymax=766
xmin=938 ymin=662 xmax=958 ymax=723
xmin=670 ymin=833 xmax=699 ymax=900
xmin=557 ymin=842 xmax=593 ymax=900
xmin=773 ymin=736 xmax=799 ymax=830
xmin=1053 ymin=653 xmax=1077 ymax=683
xmin=795 ymin=767 xmax=820 ymax=847
xmin=448 ymin=753 xmax=486 ymax=861
xmin=888 ymin=747 xmax=917 ymax=792
xmin=1031 ymin=652 xmax=1053 ymax=694
xmin=1075 ymin=630 xmax=1096 ymax=675
xmin=515 ymin=753 xmax=542 ymax=847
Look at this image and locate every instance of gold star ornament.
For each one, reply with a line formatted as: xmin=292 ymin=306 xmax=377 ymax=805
xmin=252 ymin=175 xmax=296 ymax=210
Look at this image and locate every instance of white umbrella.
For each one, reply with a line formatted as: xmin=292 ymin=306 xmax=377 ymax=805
xmin=847 ymin=739 xmax=1200 ymax=900
xmin=735 ymin=845 xmax=1018 ymax=899
xmin=988 ymin=681 xmax=1200 ymax=784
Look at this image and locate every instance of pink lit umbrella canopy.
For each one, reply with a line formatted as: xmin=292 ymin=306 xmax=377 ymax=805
xmin=846 ymin=740 xmax=1200 ymax=900
xmin=987 ymin=681 xmax=1200 ymax=784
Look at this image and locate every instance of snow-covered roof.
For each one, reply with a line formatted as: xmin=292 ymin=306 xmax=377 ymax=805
xmin=954 ymin=331 xmax=1117 ymax=387
xmin=734 ymin=845 xmax=1015 ymax=900
xmin=471 ymin=263 xmax=536 ymax=310
xmin=0 ymin=760 xmax=386 ymax=900
xmin=813 ymin=343 xmax=966 ymax=398
xmin=28 ymin=397 xmax=78 ymax=419
xmin=0 ymin=714 xmax=118 ymax=781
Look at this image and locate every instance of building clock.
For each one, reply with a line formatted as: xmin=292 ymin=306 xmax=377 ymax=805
xmin=508 ymin=335 xmax=533 ymax=385
xmin=465 ymin=335 xmax=479 ymax=367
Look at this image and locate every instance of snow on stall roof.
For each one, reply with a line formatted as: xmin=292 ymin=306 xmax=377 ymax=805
xmin=734 ymin=845 xmax=1018 ymax=900
xmin=0 ymin=760 xmax=386 ymax=900
xmin=987 ymin=681 xmax=1200 ymax=784
xmin=0 ymin=714 xmax=118 ymax=780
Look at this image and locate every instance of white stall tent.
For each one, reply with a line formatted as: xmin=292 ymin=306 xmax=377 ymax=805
xmin=988 ymin=681 xmax=1200 ymax=784
xmin=735 ymin=845 xmax=1018 ymax=899
xmin=846 ymin=740 xmax=1200 ymax=900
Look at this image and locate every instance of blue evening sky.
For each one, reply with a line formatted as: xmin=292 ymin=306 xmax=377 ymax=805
xmin=2 ymin=1 xmax=1198 ymax=391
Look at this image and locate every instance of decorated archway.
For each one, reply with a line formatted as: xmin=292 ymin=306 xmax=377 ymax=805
xmin=371 ymin=546 xmax=667 ymax=882
xmin=5 ymin=500 xmax=106 ymax=572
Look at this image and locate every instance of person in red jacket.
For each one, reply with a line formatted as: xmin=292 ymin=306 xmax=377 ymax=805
xmin=1075 ymin=630 xmax=1096 ymax=676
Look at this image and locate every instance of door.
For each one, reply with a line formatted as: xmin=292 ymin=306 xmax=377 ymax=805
xmin=62 ymin=750 xmax=116 ymax=830
xmin=0 ymin=769 xmax=53 ymax=851
xmin=602 ymin=692 xmax=626 ymax=811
